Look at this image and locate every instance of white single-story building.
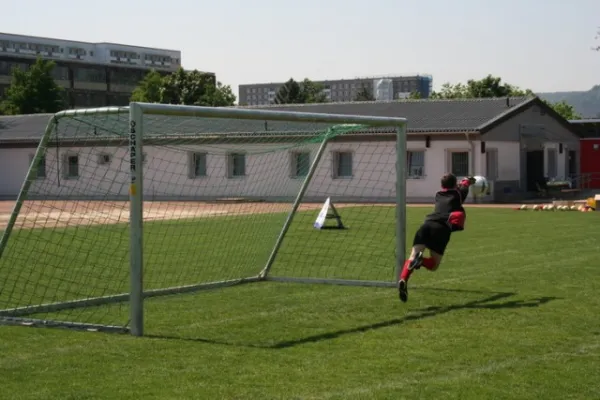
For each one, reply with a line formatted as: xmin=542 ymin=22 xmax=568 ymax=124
xmin=0 ymin=96 xmax=581 ymax=202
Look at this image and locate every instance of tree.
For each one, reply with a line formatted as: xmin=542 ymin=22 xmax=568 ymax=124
xmin=354 ymin=85 xmax=375 ymax=101
xmin=274 ymin=78 xmax=304 ymax=104
xmin=274 ymin=78 xmax=328 ymax=104
xmin=130 ymin=70 xmax=163 ymax=103
xmin=300 ymin=79 xmax=328 ymax=103
xmin=1 ymin=57 xmax=64 ymax=115
xmin=430 ymin=75 xmax=533 ymax=99
xmin=407 ymin=91 xmax=422 ymax=100
xmin=205 ymin=81 xmax=237 ymax=107
xmin=545 ymin=100 xmax=582 ymax=120
xmin=130 ymin=68 xmax=236 ymax=107
xmin=429 ymin=82 xmax=470 ymax=99
xmin=431 ymin=74 xmax=582 ymax=120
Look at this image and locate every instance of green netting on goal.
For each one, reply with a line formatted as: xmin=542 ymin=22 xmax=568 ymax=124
xmin=0 ymin=105 xmax=406 ymax=334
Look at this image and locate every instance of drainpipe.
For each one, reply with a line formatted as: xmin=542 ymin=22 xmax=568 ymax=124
xmin=465 ymin=132 xmax=477 ymax=203
xmin=464 ymin=132 xmax=476 ymax=176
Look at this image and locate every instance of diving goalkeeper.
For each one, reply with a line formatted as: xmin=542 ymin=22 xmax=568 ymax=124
xmin=398 ymin=173 xmax=476 ymax=303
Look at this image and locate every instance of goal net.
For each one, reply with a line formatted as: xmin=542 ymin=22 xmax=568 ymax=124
xmin=0 ymin=103 xmax=407 ymax=335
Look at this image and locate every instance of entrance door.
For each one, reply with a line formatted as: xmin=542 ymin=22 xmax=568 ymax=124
xmin=526 ymin=150 xmax=545 ymax=191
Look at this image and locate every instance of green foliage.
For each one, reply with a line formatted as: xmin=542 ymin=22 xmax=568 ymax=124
xmin=432 ymin=74 xmax=584 ymax=120
xmin=130 ymin=68 xmax=236 ymax=107
xmin=407 ymin=91 xmax=422 ymax=100
xmin=275 ymin=78 xmax=328 ymax=104
xmin=300 ymin=78 xmax=328 ymax=103
xmin=1 ymin=57 xmax=64 ymax=115
xmin=274 ymin=78 xmax=303 ymax=104
xmin=130 ymin=70 xmax=163 ymax=103
xmin=354 ymin=85 xmax=375 ymax=101
xmin=430 ymin=75 xmax=533 ymax=99
xmin=1 ymin=208 xmax=600 ymax=399
xmin=544 ymin=99 xmax=582 ymax=120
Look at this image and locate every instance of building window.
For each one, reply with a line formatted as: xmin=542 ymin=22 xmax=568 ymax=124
xmin=449 ymin=151 xmax=469 ymax=177
xmin=407 ymin=151 xmax=425 ymax=178
xmin=333 ymin=151 xmax=353 ymax=178
xmin=97 ymin=153 xmax=112 ymax=165
xmin=189 ymin=152 xmax=207 ymax=178
xmin=290 ymin=151 xmax=310 ymax=178
xmin=51 ymin=65 xmax=69 ymax=81
xmin=228 ymin=153 xmax=246 ymax=178
xmin=29 ymin=154 xmax=46 ymax=179
xmin=74 ymin=67 xmax=106 ymax=83
xmin=63 ymin=154 xmax=79 ymax=178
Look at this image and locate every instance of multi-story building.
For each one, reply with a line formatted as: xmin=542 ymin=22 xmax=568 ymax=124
xmin=0 ymin=32 xmax=215 ymax=109
xmin=238 ymin=74 xmax=433 ymax=106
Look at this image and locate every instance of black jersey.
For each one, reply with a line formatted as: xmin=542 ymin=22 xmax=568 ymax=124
xmin=424 ymin=180 xmax=471 ymax=232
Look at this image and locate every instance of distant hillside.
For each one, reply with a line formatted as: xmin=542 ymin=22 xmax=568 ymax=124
xmin=538 ymin=85 xmax=600 ymax=118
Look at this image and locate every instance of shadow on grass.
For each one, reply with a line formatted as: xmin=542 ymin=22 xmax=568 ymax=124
xmin=146 ymin=291 xmax=560 ymax=349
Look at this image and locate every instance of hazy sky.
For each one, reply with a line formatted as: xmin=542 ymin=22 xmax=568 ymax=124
xmin=4 ymin=0 xmax=599 ymax=95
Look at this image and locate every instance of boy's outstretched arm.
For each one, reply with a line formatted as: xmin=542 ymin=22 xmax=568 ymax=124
xmin=457 ymin=176 xmax=476 ymax=203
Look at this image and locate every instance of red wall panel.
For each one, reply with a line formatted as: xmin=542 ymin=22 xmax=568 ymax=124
xmin=580 ymin=139 xmax=600 ymax=189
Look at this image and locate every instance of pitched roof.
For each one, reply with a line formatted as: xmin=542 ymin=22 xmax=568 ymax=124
xmin=0 ymin=113 xmax=55 ymax=142
xmin=237 ymin=97 xmax=537 ymax=133
xmin=0 ymin=96 xmax=537 ymax=143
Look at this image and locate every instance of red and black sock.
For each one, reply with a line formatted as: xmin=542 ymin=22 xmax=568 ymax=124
xmin=400 ymin=260 xmax=412 ymax=281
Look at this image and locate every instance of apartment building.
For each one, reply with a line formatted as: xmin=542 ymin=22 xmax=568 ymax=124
xmin=238 ymin=74 xmax=433 ymax=106
xmin=0 ymin=32 xmax=214 ymax=109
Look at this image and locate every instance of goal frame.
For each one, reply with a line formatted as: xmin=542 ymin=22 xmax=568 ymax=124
xmin=0 ymin=103 xmax=408 ymax=336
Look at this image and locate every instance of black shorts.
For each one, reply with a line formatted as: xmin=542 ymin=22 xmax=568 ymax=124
xmin=412 ymin=220 xmax=452 ymax=255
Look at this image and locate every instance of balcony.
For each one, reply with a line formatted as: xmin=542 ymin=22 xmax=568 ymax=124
xmin=109 ymin=57 xmax=141 ymax=66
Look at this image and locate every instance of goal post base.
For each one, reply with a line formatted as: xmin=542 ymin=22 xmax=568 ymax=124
xmin=0 ymin=316 xmax=130 ymax=334
xmin=264 ymin=276 xmax=397 ymax=288
xmin=0 ymin=276 xmax=262 ymax=319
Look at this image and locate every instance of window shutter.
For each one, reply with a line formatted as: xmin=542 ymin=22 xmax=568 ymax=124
xmin=187 ymin=152 xmax=195 ymax=179
xmin=62 ymin=153 xmax=69 ymax=179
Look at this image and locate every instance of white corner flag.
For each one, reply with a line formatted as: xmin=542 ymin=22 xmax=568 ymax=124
xmin=313 ymin=197 xmax=345 ymax=229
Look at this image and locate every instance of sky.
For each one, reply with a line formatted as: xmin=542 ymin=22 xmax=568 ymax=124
xmin=3 ymin=0 xmax=600 ymax=96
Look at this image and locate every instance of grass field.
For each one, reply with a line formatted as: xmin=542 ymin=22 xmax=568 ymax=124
xmin=1 ymin=205 xmax=600 ymax=399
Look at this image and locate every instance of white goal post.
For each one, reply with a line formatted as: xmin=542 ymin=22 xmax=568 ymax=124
xmin=0 ymin=102 xmax=408 ymax=336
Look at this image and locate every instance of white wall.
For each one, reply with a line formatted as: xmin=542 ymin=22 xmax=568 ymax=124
xmin=0 ymin=138 xmax=513 ymax=202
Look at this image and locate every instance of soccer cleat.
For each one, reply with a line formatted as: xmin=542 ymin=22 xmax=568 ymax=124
xmin=408 ymin=251 xmax=424 ymax=270
xmin=398 ymin=279 xmax=408 ymax=302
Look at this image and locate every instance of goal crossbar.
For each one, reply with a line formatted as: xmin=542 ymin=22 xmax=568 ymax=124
xmin=0 ymin=103 xmax=408 ymax=336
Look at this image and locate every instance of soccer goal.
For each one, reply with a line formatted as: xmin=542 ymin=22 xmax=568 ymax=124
xmin=0 ymin=103 xmax=408 ymax=336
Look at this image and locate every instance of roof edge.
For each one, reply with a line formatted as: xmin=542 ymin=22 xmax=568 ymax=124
xmin=476 ymin=96 xmax=537 ymax=133
xmin=232 ymin=96 xmax=534 ymax=109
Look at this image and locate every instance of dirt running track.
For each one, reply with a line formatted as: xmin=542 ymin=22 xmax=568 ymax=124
xmin=0 ymin=200 xmax=519 ymax=231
